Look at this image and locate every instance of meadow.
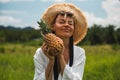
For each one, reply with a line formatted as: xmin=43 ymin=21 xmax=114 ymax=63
xmin=0 ymin=43 xmax=120 ymax=80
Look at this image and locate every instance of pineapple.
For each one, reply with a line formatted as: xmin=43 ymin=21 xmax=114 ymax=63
xmin=38 ymin=19 xmax=64 ymax=56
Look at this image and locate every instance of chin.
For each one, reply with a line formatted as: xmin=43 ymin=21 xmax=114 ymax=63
xmin=59 ymin=35 xmax=72 ymax=39
xmin=56 ymin=33 xmax=72 ymax=38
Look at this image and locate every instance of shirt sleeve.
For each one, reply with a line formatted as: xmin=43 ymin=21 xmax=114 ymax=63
xmin=62 ymin=46 xmax=86 ymax=80
xmin=33 ymin=48 xmax=48 ymax=80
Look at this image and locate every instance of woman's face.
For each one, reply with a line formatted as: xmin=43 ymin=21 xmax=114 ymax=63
xmin=52 ymin=14 xmax=74 ymax=39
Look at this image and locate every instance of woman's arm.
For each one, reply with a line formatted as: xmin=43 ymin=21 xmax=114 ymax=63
xmin=45 ymin=60 xmax=55 ymax=80
xmin=42 ymin=43 xmax=56 ymax=80
xmin=57 ymin=54 xmax=66 ymax=75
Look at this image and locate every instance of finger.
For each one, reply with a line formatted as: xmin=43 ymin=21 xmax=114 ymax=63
xmin=41 ymin=43 xmax=45 ymax=48
xmin=42 ymin=44 xmax=49 ymax=55
xmin=44 ymin=38 xmax=52 ymax=45
xmin=43 ymin=35 xmax=52 ymax=43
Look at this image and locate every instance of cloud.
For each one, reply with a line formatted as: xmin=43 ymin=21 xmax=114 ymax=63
xmin=84 ymin=0 xmax=120 ymax=28
xmin=41 ymin=0 xmax=66 ymax=2
xmin=13 ymin=0 xmax=34 ymax=2
xmin=102 ymin=0 xmax=120 ymax=26
xmin=0 ymin=15 xmax=38 ymax=28
xmin=0 ymin=10 xmax=27 ymax=15
xmin=0 ymin=10 xmax=36 ymax=28
xmin=0 ymin=0 xmax=10 ymax=3
xmin=40 ymin=0 xmax=87 ymax=2
xmin=71 ymin=0 xmax=86 ymax=1
xmin=0 ymin=16 xmax=21 ymax=26
xmin=84 ymin=12 xmax=106 ymax=27
xmin=0 ymin=10 xmax=28 ymax=27
xmin=0 ymin=0 xmax=34 ymax=3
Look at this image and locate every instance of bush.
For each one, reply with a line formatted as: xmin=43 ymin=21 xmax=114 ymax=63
xmin=0 ymin=47 xmax=5 ymax=53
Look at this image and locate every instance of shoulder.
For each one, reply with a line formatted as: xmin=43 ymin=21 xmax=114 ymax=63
xmin=34 ymin=47 xmax=47 ymax=60
xmin=74 ymin=45 xmax=85 ymax=54
xmin=34 ymin=48 xmax=42 ymax=57
xmin=74 ymin=45 xmax=86 ymax=59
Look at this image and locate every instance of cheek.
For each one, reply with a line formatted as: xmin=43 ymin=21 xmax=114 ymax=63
xmin=53 ymin=24 xmax=61 ymax=31
xmin=71 ymin=26 xmax=74 ymax=33
xmin=72 ymin=26 xmax=74 ymax=31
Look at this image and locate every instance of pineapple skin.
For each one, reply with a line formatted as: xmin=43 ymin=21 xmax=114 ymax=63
xmin=43 ymin=33 xmax=64 ymax=56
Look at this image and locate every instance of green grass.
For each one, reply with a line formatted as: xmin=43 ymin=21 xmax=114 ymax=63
xmin=0 ymin=43 xmax=38 ymax=80
xmin=0 ymin=43 xmax=120 ymax=80
xmin=0 ymin=53 xmax=34 ymax=80
xmin=82 ymin=45 xmax=120 ymax=80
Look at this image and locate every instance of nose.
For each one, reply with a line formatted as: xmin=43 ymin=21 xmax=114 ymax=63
xmin=64 ymin=22 xmax=69 ymax=26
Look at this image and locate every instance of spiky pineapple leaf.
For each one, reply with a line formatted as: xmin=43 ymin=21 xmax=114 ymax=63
xmin=37 ymin=19 xmax=51 ymax=35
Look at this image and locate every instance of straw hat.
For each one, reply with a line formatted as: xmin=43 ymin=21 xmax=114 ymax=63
xmin=42 ymin=3 xmax=87 ymax=44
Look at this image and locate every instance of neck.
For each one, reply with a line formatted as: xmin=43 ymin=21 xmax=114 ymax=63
xmin=62 ymin=37 xmax=69 ymax=48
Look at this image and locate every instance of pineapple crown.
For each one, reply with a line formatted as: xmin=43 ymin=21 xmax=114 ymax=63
xmin=37 ymin=19 xmax=51 ymax=35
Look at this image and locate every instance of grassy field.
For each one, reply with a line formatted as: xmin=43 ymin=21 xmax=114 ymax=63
xmin=0 ymin=43 xmax=120 ymax=80
xmin=83 ymin=45 xmax=120 ymax=80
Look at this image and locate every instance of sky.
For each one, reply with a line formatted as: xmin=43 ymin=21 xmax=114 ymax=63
xmin=0 ymin=0 xmax=120 ymax=29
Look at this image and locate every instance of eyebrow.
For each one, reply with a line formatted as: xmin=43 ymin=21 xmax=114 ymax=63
xmin=58 ymin=19 xmax=73 ymax=22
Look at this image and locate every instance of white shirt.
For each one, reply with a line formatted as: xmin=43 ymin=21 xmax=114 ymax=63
xmin=33 ymin=45 xmax=86 ymax=80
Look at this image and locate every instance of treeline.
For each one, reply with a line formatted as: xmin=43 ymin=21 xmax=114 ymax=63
xmin=0 ymin=25 xmax=41 ymax=43
xmin=0 ymin=24 xmax=120 ymax=45
xmin=80 ymin=24 xmax=120 ymax=45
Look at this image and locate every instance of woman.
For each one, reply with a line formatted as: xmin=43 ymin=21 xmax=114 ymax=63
xmin=33 ymin=3 xmax=87 ymax=80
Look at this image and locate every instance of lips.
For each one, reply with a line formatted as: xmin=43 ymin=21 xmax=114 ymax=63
xmin=62 ymin=28 xmax=70 ymax=32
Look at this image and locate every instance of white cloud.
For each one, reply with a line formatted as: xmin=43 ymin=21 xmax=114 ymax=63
xmin=0 ymin=0 xmax=10 ymax=3
xmin=41 ymin=0 xmax=66 ymax=2
xmin=0 ymin=0 xmax=34 ymax=3
xmin=70 ymin=0 xmax=87 ymax=2
xmin=13 ymin=0 xmax=34 ymax=2
xmin=84 ymin=12 xmax=106 ymax=26
xmin=84 ymin=0 xmax=120 ymax=28
xmin=0 ymin=10 xmax=29 ymax=27
xmin=0 ymin=10 xmax=27 ymax=15
xmin=102 ymin=0 xmax=120 ymax=26
xmin=40 ymin=0 xmax=87 ymax=2
xmin=0 ymin=15 xmax=38 ymax=28
xmin=0 ymin=16 xmax=21 ymax=26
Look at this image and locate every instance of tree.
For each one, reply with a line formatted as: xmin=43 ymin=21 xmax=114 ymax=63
xmin=104 ymin=25 xmax=117 ymax=44
xmin=115 ymin=28 xmax=120 ymax=44
xmin=87 ymin=24 xmax=103 ymax=45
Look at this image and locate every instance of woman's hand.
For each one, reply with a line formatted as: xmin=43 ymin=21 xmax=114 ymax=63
xmin=41 ymin=43 xmax=55 ymax=61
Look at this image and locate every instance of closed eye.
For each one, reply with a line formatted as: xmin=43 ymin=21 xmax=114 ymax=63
xmin=68 ymin=21 xmax=74 ymax=25
xmin=56 ymin=19 xmax=74 ymax=26
xmin=57 ymin=20 xmax=65 ymax=24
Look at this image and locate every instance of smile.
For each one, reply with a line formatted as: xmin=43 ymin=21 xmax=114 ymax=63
xmin=62 ymin=29 xmax=70 ymax=32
